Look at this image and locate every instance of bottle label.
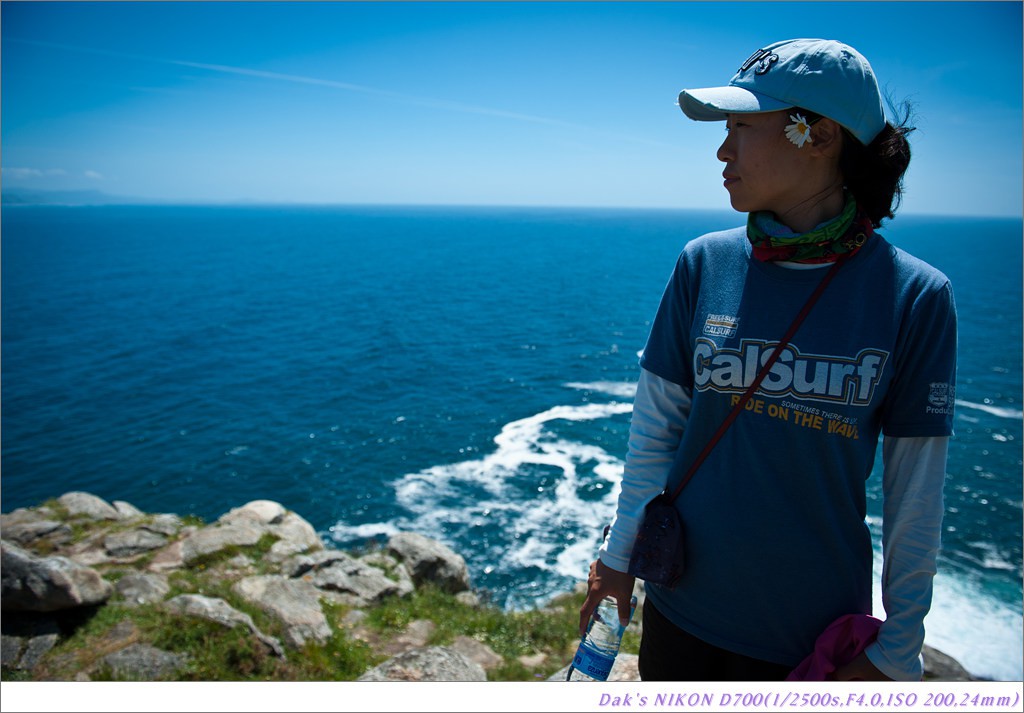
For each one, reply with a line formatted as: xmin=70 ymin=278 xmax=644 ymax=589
xmin=572 ymin=642 xmax=616 ymax=681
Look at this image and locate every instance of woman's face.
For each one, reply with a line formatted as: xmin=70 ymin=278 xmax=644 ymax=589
xmin=716 ymin=110 xmax=824 ymax=218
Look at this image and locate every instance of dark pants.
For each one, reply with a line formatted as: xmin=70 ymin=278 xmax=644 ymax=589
xmin=638 ymin=598 xmax=793 ymax=681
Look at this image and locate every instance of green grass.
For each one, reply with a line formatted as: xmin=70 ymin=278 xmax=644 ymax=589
xmin=4 ymin=581 xmax=638 ymax=682
xmin=4 ymin=505 xmax=628 ymax=682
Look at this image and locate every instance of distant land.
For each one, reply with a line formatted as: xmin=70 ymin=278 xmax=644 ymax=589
xmin=1 ymin=189 xmax=152 ymax=206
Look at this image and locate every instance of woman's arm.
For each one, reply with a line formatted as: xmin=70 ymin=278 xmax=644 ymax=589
xmin=598 ymin=367 xmax=691 ymax=571
xmin=858 ymin=435 xmax=948 ymax=681
xmin=579 ymin=368 xmax=691 ymax=633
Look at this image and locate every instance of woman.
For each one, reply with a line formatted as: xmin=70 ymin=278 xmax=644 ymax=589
xmin=580 ymin=38 xmax=957 ymax=681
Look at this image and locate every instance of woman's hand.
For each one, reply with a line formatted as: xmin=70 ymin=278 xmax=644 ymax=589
xmin=832 ymin=652 xmax=893 ymax=681
xmin=578 ymin=558 xmax=636 ymax=636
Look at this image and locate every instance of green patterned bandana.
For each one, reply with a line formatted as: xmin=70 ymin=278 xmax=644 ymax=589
xmin=747 ymin=193 xmax=873 ymax=263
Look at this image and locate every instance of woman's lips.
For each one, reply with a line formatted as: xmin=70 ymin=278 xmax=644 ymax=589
xmin=723 ymin=173 xmax=739 ymax=188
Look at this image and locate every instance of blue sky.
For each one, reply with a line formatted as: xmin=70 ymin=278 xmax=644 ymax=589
xmin=2 ymin=1 xmax=1021 ymax=216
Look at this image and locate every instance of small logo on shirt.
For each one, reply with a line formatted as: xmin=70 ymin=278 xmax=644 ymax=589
xmin=927 ymin=382 xmax=954 ymax=414
xmin=703 ymin=314 xmax=739 ymax=338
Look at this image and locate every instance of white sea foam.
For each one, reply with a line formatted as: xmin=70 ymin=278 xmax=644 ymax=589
xmin=329 ymin=394 xmax=633 ymax=607
xmin=564 ymin=381 xmax=638 ymax=399
xmin=917 ymin=572 xmax=1022 ymax=681
xmin=388 ymin=402 xmax=629 ymax=511
xmin=955 ymin=399 xmax=1024 ymax=420
xmin=871 ymin=542 xmax=1023 ymax=681
xmin=326 ymin=520 xmax=401 ymax=541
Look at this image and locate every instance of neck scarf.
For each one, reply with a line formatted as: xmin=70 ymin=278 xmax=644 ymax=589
xmin=747 ymin=194 xmax=874 ymax=263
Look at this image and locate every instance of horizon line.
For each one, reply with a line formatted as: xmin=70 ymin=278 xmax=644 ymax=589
xmin=2 ymin=193 xmax=1021 ymax=222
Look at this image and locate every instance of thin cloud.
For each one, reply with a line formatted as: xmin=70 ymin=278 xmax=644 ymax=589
xmin=6 ymin=37 xmax=674 ymax=149
xmin=84 ymin=170 xmax=104 ymax=180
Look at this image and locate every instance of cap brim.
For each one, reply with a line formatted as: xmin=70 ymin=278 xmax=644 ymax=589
xmin=678 ymin=86 xmax=792 ymax=121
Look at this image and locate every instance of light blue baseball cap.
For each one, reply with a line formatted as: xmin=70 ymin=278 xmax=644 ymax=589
xmin=678 ymin=38 xmax=887 ymax=145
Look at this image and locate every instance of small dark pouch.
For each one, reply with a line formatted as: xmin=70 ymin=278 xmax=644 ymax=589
xmin=623 ymin=256 xmax=848 ymax=590
xmin=627 ymin=492 xmax=686 ymax=588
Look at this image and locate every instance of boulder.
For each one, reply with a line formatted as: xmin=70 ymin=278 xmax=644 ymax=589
xmin=104 ymin=529 xmax=168 ymax=558
xmin=56 ymin=491 xmax=120 ymax=521
xmin=1 ymin=542 xmax=113 ymax=612
xmin=112 ymin=500 xmax=145 ymax=520
xmin=294 ymin=550 xmax=412 ymax=606
xmin=267 ymin=512 xmax=324 ymax=560
xmin=451 ymin=635 xmax=504 ymax=671
xmin=232 ymin=575 xmax=331 ymax=648
xmin=219 ymin=500 xmax=286 ymax=526
xmin=923 ymin=644 xmax=978 ymax=681
xmin=356 ymin=645 xmax=486 ymax=682
xmin=387 ymin=532 xmax=470 ymax=594
xmin=114 ymin=572 xmax=170 ymax=606
xmin=1 ymin=615 xmax=61 ymax=670
xmin=0 ymin=507 xmax=71 ymax=546
xmin=141 ymin=514 xmax=185 ymax=537
xmin=179 ymin=520 xmax=266 ymax=564
xmin=163 ymin=594 xmax=284 ymax=657
xmin=100 ymin=643 xmax=188 ymax=681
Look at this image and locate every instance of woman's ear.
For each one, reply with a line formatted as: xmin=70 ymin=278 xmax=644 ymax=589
xmin=809 ymin=118 xmax=844 ymax=158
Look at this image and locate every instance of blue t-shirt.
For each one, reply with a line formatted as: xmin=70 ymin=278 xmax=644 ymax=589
xmin=639 ymin=227 xmax=957 ymax=666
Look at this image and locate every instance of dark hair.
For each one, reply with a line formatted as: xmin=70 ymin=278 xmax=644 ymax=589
xmin=838 ymin=99 xmax=916 ymax=228
xmin=800 ymin=99 xmax=916 ymax=228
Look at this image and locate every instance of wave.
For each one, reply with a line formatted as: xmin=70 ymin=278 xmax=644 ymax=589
xmin=329 ymin=392 xmax=634 ymax=607
xmin=563 ymin=381 xmax=638 ymax=399
xmin=955 ymin=399 xmax=1024 ymax=420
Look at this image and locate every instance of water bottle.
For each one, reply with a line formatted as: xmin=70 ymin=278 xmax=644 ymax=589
xmin=565 ymin=594 xmax=638 ymax=681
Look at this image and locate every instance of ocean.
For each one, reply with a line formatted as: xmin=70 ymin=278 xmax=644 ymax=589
xmin=1 ymin=204 xmax=1020 ymax=681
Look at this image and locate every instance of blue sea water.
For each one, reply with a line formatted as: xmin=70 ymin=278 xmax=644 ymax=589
xmin=1 ymin=204 xmax=1021 ymax=681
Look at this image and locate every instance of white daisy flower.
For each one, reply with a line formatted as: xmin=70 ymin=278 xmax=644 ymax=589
xmin=785 ymin=113 xmax=813 ymax=148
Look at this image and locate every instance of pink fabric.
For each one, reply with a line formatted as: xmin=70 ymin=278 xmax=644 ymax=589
xmin=787 ymin=614 xmax=883 ymax=681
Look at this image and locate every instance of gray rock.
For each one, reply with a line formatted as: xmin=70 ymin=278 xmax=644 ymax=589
xmin=283 ymin=548 xmax=350 ymax=577
xmin=0 ymin=632 xmax=22 ymax=667
xmin=303 ymin=551 xmax=411 ymax=606
xmin=451 ymin=635 xmax=504 ymax=671
xmin=358 ymin=552 xmax=415 ymax=594
xmin=219 ymin=500 xmax=286 ymax=526
xmin=163 ymin=594 xmax=284 ymax=657
xmin=455 ymin=591 xmax=481 ymax=608
xmin=1 ymin=616 xmax=61 ymax=670
xmin=147 ymin=540 xmax=186 ymax=572
xmin=141 ymin=514 xmax=184 ymax=537
xmin=387 ymin=532 xmax=471 ymax=594
xmin=267 ymin=512 xmax=323 ymax=559
xmin=380 ymin=619 xmax=435 ymax=656
xmin=357 ymin=645 xmax=487 ymax=682
xmin=1 ymin=507 xmax=48 ymax=529
xmin=1 ymin=542 xmax=113 ymax=612
xmin=115 ymin=572 xmax=170 ymax=606
xmin=0 ymin=516 xmax=70 ymax=547
xmin=64 ymin=533 xmax=115 ymax=567
xmin=233 ymin=575 xmax=331 ymax=648
xmin=548 ymin=652 xmax=639 ymax=681
xmin=179 ymin=520 xmax=266 ymax=564
xmin=924 ymin=644 xmax=979 ymax=681
xmin=104 ymin=529 xmax=168 ymax=558
xmin=57 ymin=491 xmax=120 ymax=521
xmin=100 ymin=643 xmax=188 ymax=681
xmin=112 ymin=500 xmax=145 ymax=520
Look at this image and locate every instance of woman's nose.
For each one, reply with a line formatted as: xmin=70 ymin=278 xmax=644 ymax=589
xmin=717 ymin=133 xmax=734 ymax=163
